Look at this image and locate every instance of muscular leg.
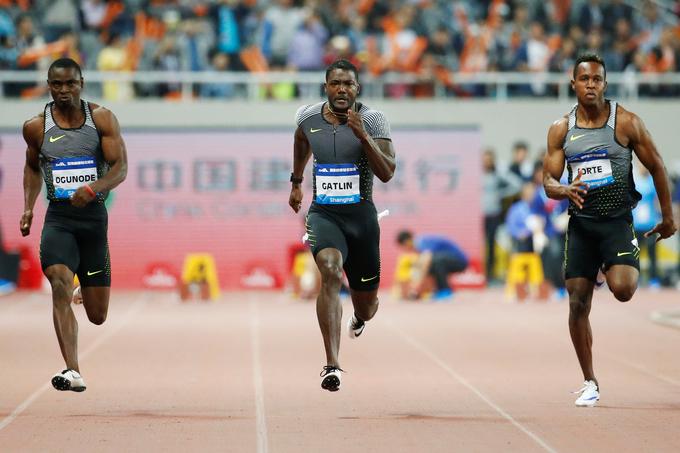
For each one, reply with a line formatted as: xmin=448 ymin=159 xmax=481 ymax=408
xmin=81 ymin=286 xmax=110 ymax=325
xmin=349 ymin=289 xmax=379 ymax=323
xmin=45 ymin=264 xmax=79 ymax=372
xmin=315 ymin=248 xmax=344 ymax=368
xmin=605 ymin=265 xmax=638 ymax=302
xmin=566 ymin=277 xmax=598 ymax=386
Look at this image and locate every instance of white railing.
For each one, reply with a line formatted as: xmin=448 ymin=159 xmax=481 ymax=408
xmin=2 ymin=70 xmax=680 ymax=101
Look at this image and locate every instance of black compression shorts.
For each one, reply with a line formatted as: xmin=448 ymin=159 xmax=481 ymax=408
xmin=40 ymin=201 xmax=111 ymax=287
xmin=564 ymin=213 xmax=640 ymax=281
xmin=305 ymin=201 xmax=381 ymax=291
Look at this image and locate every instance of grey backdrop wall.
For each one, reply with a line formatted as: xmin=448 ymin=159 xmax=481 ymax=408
xmin=2 ymin=99 xmax=678 ymax=169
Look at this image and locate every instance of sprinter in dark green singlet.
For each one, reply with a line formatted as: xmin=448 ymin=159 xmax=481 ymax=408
xmin=20 ymin=58 xmax=128 ymax=392
xmin=289 ymin=59 xmax=396 ymax=392
xmin=543 ymin=54 xmax=676 ymax=407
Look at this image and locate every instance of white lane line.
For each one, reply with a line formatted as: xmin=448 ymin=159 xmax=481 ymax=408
xmin=388 ymin=320 xmax=558 ymax=453
xmin=546 ymin=322 xmax=680 ymax=388
xmin=0 ymin=293 xmax=149 ymax=432
xmin=599 ymin=352 xmax=680 ymax=387
xmin=250 ymin=297 xmax=269 ymax=453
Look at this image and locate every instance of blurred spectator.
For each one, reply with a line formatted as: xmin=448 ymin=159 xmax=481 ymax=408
xmin=636 ymin=1 xmax=666 ymax=53
xmin=3 ymin=14 xmax=44 ymax=96
xmin=97 ymin=32 xmax=133 ymax=101
xmin=549 ymin=37 xmax=577 ymax=73
xmin=526 ymin=21 xmax=550 ymax=95
xmin=482 ymin=148 xmax=522 ymax=283
xmin=265 ymin=0 xmax=304 ymax=66
xmin=577 ymin=0 xmax=605 ymax=33
xmin=0 ymin=9 xmax=14 ymax=39
xmin=509 ymin=140 xmax=534 ymax=181
xmin=210 ymin=0 xmax=250 ymax=68
xmin=181 ymin=19 xmax=214 ymax=73
xmin=288 ymin=10 xmax=327 ymax=71
xmin=0 ymin=28 xmax=17 ymax=75
xmin=529 ymin=161 xmax=568 ymax=299
xmin=200 ymin=49 xmax=235 ymax=98
xmin=395 ymin=230 xmax=468 ymax=301
xmin=80 ymin=0 xmax=107 ymax=32
xmin=324 ymin=34 xmax=360 ymax=70
xmin=602 ymin=0 xmax=634 ymax=37
xmin=152 ymin=34 xmax=184 ymax=97
xmin=506 ymin=182 xmax=543 ymax=253
xmin=584 ymin=28 xmax=604 ymax=57
xmin=42 ymin=0 xmax=79 ymax=43
xmin=633 ymin=163 xmax=661 ymax=287
xmin=241 ymin=4 xmax=273 ymax=62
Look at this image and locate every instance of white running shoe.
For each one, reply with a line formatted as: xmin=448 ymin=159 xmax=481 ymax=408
xmin=72 ymin=286 xmax=83 ymax=305
xmin=320 ymin=366 xmax=342 ymax=392
xmin=347 ymin=315 xmax=365 ymax=339
xmin=51 ymin=369 xmax=87 ymax=392
xmin=574 ymin=380 xmax=599 ymax=407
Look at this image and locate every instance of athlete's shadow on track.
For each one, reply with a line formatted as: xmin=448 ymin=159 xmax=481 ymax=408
xmin=340 ymin=413 xmax=511 ymax=423
xmin=595 ymin=404 xmax=680 ymax=411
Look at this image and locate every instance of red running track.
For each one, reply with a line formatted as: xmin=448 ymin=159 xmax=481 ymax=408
xmin=1 ymin=288 xmax=680 ymax=452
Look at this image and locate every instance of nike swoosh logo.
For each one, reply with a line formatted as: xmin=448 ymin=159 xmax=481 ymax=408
xmin=310 ymin=128 xmax=322 ymax=133
xmin=570 ymin=134 xmax=586 ymax=141
xmin=87 ymin=270 xmax=103 ymax=276
xmin=617 ymin=252 xmax=633 ymax=257
xmin=361 ymin=275 xmax=378 ymax=282
xmin=50 ymin=134 xmax=66 ymax=143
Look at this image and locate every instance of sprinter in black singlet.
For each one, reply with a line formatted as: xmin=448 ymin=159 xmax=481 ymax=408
xmin=289 ymin=59 xmax=396 ymax=392
xmin=20 ymin=58 xmax=128 ymax=392
xmin=543 ymin=54 xmax=676 ymax=407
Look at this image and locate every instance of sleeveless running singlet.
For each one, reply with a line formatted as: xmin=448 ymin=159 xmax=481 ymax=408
xmin=563 ymin=100 xmax=641 ymax=218
xmin=40 ymin=100 xmax=108 ymax=202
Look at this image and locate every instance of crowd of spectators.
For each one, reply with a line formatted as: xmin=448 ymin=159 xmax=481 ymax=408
xmin=1 ymin=0 xmax=680 ymax=99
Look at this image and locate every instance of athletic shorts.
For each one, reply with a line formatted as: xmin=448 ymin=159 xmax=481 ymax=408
xmin=564 ymin=213 xmax=640 ymax=281
xmin=40 ymin=201 xmax=111 ymax=287
xmin=306 ymin=201 xmax=380 ymax=291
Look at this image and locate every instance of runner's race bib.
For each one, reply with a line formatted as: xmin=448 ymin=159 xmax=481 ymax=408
xmin=567 ymin=148 xmax=614 ymax=188
xmin=51 ymin=156 xmax=98 ymax=199
xmin=315 ymin=163 xmax=360 ymax=204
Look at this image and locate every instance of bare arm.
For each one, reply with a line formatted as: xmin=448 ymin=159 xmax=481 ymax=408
xmin=621 ymin=110 xmax=677 ymax=240
xmin=542 ymin=117 xmax=588 ymax=209
xmin=20 ymin=116 xmax=44 ymax=237
xmin=71 ymin=106 xmax=128 ymax=207
xmin=289 ymin=126 xmax=312 ymax=213
xmin=347 ymin=109 xmax=395 ymax=182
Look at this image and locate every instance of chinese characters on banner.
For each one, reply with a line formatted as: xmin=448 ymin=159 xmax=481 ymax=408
xmin=0 ymin=130 xmax=481 ymax=289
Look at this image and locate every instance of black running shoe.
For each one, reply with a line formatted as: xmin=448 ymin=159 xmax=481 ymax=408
xmin=320 ymin=366 xmax=343 ymax=392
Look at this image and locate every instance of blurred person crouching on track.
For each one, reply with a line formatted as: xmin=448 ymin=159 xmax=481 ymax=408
xmin=394 ymin=230 xmax=468 ymax=302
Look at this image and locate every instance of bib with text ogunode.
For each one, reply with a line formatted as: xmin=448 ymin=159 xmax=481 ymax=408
xmin=52 ymin=156 xmax=98 ymax=199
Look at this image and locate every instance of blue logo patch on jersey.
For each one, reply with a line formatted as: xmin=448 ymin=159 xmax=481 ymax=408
xmin=567 ymin=148 xmax=614 ymax=189
xmin=315 ymin=163 xmax=360 ymax=205
xmin=51 ymin=156 xmax=98 ymax=199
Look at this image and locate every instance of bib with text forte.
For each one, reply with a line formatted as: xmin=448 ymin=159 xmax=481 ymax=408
xmin=51 ymin=156 xmax=98 ymax=199
xmin=315 ymin=163 xmax=360 ymax=204
xmin=567 ymin=148 xmax=614 ymax=189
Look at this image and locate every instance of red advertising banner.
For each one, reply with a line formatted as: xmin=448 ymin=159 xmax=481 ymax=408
xmin=0 ymin=129 xmax=481 ymax=289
